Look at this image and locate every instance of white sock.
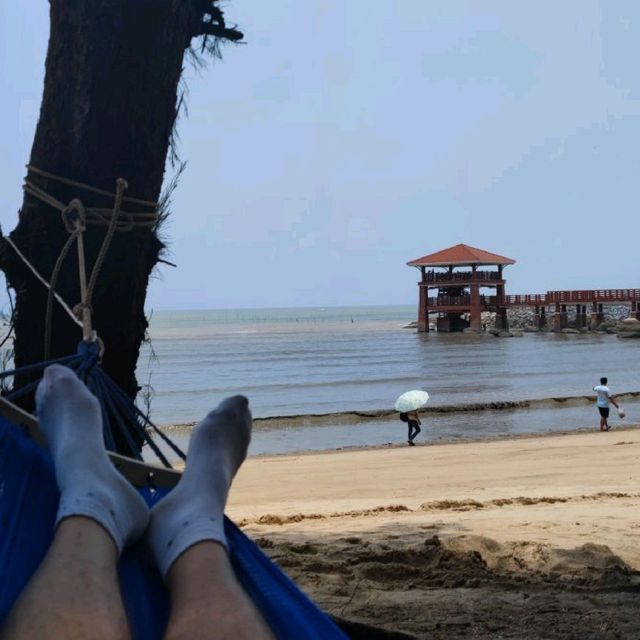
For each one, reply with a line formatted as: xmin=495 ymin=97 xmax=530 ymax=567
xmin=147 ymin=395 xmax=252 ymax=578
xmin=36 ymin=364 xmax=149 ymax=554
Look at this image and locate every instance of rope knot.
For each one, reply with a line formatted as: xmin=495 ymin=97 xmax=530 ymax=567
xmin=73 ymin=301 xmax=93 ymax=321
xmin=61 ymin=198 xmax=87 ymax=233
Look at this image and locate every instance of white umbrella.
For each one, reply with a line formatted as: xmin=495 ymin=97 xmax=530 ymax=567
xmin=394 ymin=390 xmax=429 ymax=412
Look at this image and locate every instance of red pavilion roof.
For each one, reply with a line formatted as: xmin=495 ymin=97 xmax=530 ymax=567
xmin=407 ymin=243 xmax=516 ymax=267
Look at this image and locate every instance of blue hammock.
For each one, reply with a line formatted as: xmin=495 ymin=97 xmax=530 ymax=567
xmin=0 ymin=345 xmax=347 ymax=639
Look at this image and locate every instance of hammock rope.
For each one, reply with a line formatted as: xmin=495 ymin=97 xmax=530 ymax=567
xmin=3 ymin=169 xmax=182 ymax=465
xmin=0 ymin=340 xmax=185 ymax=465
xmin=21 ymin=167 xmax=155 ymax=356
xmin=3 ymin=237 xmax=82 ymax=329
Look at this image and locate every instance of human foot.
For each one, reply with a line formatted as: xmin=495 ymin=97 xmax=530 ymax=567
xmin=147 ymin=396 xmax=252 ymax=577
xmin=36 ymin=365 xmax=149 ymax=553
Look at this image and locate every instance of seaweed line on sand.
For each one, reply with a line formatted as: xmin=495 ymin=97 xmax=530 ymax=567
xmin=237 ymin=491 xmax=640 ymax=527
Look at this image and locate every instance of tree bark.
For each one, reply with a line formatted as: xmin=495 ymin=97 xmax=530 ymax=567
xmin=0 ymin=1 xmax=241 ymax=437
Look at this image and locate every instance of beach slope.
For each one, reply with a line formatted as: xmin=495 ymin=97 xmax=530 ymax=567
xmin=228 ymin=429 xmax=640 ymax=638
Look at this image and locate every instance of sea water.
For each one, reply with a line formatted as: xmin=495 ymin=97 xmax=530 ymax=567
xmin=138 ymin=306 xmax=640 ymax=457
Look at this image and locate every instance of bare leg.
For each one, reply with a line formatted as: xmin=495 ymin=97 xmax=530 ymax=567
xmin=149 ymin=397 xmax=274 ymax=639
xmin=1 ymin=517 xmax=130 ymax=640
xmin=164 ymin=542 xmax=273 ymax=640
xmin=2 ymin=366 xmax=148 ymax=639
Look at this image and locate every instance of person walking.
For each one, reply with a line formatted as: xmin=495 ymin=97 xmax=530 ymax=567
xmin=593 ymin=376 xmax=619 ymax=431
xmin=400 ymin=410 xmax=422 ymax=445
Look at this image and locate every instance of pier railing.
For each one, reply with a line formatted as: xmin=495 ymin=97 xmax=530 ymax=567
xmin=504 ymin=294 xmax=547 ymax=306
xmin=505 ymin=289 xmax=640 ymax=306
xmin=428 ymin=295 xmax=499 ymax=308
xmin=425 ymin=271 xmax=502 ymax=284
xmin=546 ymin=289 xmax=640 ymax=303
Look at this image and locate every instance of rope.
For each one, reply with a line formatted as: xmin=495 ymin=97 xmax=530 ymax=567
xmin=86 ymin=178 xmax=128 ymax=309
xmin=43 ymin=233 xmax=79 ymax=359
xmin=4 ymin=237 xmax=83 ymax=329
xmin=23 ymin=166 xmax=158 ymax=230
xmin=27 ymin=165 xmax=157 ymax=207
xmin=17 ymin=167 xmax=156 ymax=356
xmin=43 ymin=199 xmax=87 ymax=358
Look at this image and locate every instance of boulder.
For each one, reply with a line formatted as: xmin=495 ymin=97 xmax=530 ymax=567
xmin=523 ymin=325 xmax=540 ymax=333
xmin=618 ymin=318 xmax=640 ymax=339
xmin=562 ymin=328 xmax=580 ymax=334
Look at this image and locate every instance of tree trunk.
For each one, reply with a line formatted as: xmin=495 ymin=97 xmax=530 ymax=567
xmin=0 ymin=1 xmax=241 ymax=444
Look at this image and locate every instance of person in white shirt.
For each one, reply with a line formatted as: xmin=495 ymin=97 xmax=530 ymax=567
xmin=593 ymin=377 xmax=619 ymax=431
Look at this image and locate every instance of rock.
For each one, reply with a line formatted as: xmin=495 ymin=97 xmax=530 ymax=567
xmin=618 ymin=318 xmax=640 ymax=339
xmin=512 ymin=331 xmax=524 ymax=337
xmin=498 ymin=331 xmax=514 ymax=338
xmin=462 ymin=328 xmax=479 ymax=334
xmin=562 ymin=328 xmax=580 ymax=334
xmin=523 ymin=325 xmax=540 ymax=333
xmin=505 ymin=303 xmax=633 ymax=332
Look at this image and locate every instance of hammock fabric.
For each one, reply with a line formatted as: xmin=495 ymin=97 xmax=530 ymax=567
xmin=0 ymin=350 xmax=347 ymax=639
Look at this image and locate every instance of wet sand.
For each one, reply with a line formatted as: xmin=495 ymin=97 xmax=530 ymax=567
xmin=227 ymin=427 xmax=640 ymax=638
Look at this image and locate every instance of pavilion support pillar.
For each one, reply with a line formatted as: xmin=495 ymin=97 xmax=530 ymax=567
xmin=590 ymin=302 xmax=604 ymax=328
xmin=575 ymin=304 xmax=587 ymax=328
xmin=469 ymin=281 xmax=482 ymax=332
xmin=417 ymin=284 xmax=428 ymax=332
xmin=631 ymin=301 xmax=640 ymax=321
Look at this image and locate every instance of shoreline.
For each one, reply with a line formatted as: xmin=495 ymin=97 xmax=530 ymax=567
xmin=167 ymin=421 xmax=640 ymax=464
xmin=159 ymin=389 xmax=640 ymax=432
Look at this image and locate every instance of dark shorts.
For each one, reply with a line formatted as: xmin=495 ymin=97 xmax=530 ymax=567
xmin=598 ymin=407 xmax=610 ymax=418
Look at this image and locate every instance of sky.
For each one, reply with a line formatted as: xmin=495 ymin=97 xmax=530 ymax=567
xmin=1 ymin=1 xmax=639 ymax=311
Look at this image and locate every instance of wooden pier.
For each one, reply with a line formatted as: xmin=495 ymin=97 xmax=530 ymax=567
xmin=505 ymin=290 xmax=640 ymax=331
xmin=407 ymin=244 xmax=639 ymax=332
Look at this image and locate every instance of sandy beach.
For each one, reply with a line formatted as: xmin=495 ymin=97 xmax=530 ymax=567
xmin=228 ymin=427 xmax=640 ymax=639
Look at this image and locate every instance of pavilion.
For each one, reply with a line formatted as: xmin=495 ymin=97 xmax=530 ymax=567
xmin=407 ymin=244 xmax=516 ymax=332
